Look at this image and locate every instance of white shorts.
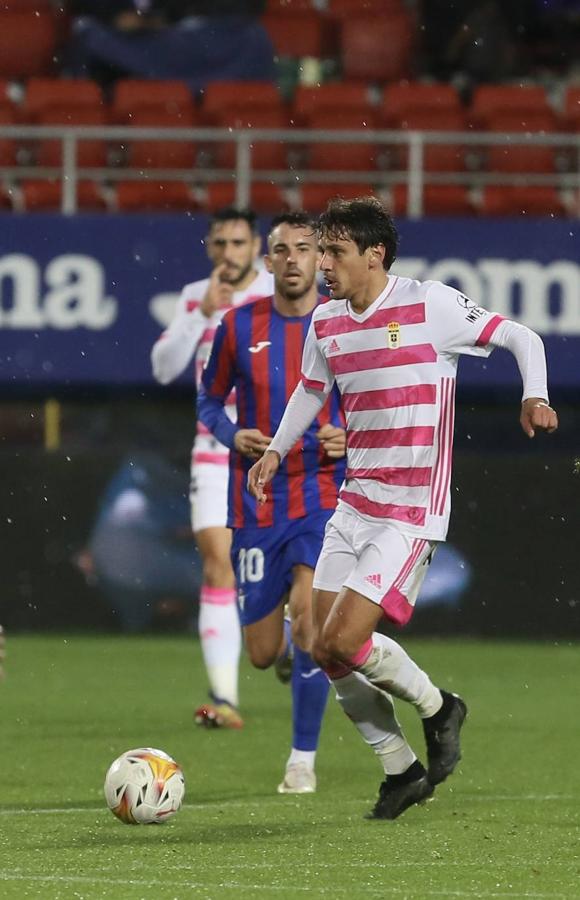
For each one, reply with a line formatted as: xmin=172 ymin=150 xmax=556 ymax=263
xmin=190 ymin=462 xmax=229 ymax=533
xmin=313 ymin=506 xmax=437 ymax=627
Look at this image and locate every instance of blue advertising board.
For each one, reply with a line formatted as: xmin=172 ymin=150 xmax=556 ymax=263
xmin=0 ymin=213 xmax=578 ymax=392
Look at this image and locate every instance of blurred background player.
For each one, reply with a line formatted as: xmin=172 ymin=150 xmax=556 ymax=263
xmin=198 ymin=212 xmax=346 ymax=792
xmin=151 ymin=207 xmax=273 ymax=729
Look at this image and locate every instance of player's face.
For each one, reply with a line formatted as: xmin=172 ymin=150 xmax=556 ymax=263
xmin=319 ymin=233 xmax=373 ymax=300
xmin=265 ymin=223 xmax=319 ymax=301
xmin=205 ymin=220 xmax=261 ymax=286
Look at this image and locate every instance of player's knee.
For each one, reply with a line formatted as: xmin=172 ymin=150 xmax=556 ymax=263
xmin=246 ymin=644 xmax=277 ymax=670
xmin=318 ymin=625 xmax=356 ymax=663
xmin=202 ymin=557 xmax=234 ymax=588
xmin=310 ymin=636 xmax=333 ymax=670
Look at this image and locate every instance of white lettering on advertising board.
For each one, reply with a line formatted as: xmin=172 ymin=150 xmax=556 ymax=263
xmin=0 ymin=254 xmax=117 ymax=329
xmin=1 ymin=253 xmax=578 ymax=335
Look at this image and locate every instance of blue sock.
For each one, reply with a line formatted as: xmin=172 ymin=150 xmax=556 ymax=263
xmin=291 ymin=646 xmax=330 ymax=751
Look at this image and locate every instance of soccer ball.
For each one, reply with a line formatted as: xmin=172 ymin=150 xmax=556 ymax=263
xmin=104 ymin=747 xmax=185 ymax=824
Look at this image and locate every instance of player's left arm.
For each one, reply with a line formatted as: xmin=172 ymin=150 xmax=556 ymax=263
xmin=488 ymin=320 xmax=558 ymax=438
xmin=426 ymin=282 xmax=558 ymax=438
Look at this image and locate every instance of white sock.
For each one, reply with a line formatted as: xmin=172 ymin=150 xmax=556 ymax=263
xmin=359 ymin=633 xmax=443 ymax=719
xmin=332 ymin=671 xmax=416 ymax=775
xmin=287 ymin=749 xmax=316 ymax=771
xmin=198 ymin=585 xmax=241 ymax=708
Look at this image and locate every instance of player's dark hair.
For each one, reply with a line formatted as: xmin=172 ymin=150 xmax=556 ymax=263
xmin=209 ymin=207 xmax=259 ymax=234
xmin=318 ymin=196 xmax=398 ymax=270
xmin=269 ymin=211 xmax=317 ymax=233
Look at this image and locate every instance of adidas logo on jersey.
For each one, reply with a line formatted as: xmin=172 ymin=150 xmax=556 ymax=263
xmin=365 ymin=573 xmax=383 ymax=589
xmin=328 ymin=338 xmax=341 ymax=353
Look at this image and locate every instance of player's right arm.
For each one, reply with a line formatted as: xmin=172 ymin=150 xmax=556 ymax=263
xmin=151 ymin=289 xmax=208 ymax=385
xmin=247 ymin=320 xmax=335 ymax=502
xmin=151 ymin=264 xmax=233 ymax=385
xmin=199 ymin=312 xmax=272 ymax=457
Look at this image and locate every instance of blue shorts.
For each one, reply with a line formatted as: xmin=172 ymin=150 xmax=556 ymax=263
xmin=231 ymin=509 xmax=333 ymax=627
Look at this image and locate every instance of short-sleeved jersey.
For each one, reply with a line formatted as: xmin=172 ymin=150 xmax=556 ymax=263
xmin=202 ymin=297 xmax=346 ymax=529
xmin=300 ymin=276 xmax=505 ymax=541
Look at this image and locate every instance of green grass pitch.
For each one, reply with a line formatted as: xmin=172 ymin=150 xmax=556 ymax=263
xmin=0 ymin=635 xmax=578 ymax=899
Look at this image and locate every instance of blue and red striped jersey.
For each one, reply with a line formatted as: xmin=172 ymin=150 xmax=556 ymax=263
xmin=199 ymin=296 xmax=346 ymax=529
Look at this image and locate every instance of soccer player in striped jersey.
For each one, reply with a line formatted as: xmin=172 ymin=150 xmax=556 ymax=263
xmin=249 ymin=196 xmax=558 ymax=818
xmin=198 ymin=212 xmax=346 ymax=793
xmin=151 ymin=208 xmax=273 ymax=730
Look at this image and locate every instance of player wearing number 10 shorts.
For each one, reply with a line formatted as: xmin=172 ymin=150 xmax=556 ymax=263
xmin=199 ymin=213 xmax=346 ymax=793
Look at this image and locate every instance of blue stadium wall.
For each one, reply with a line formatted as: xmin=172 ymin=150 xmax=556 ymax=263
xmin=0 ymin=215 xmax=578 ymax=636
xmin=0 ymin=214 xmax=578 ymax=389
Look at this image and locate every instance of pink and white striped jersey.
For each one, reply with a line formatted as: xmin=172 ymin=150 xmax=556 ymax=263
xmin=151 ymin=268 xmax=273 ymax=470
xmin=300 ymin=275 xmax=506 ymax=541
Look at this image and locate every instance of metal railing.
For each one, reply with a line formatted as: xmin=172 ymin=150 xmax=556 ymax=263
xmin=1 ymin=124 xmax=579 ymax=216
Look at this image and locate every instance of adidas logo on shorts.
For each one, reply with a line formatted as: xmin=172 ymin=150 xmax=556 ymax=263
xmin=365 ymin=573 xmax=382 ymax=589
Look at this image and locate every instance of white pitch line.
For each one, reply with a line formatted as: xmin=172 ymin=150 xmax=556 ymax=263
xmin=166 ymin=861 xmax=574 ymax=873
xmin=0 ymin=794 xmax=575 ymax=817
xmin=0 ymin=874 xmax=569 ymax=899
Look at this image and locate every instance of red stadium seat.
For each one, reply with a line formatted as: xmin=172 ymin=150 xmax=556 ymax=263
xmin=204 ymin=182 xmax=288 ymax=213
xmin=293 ymin=83 xmax=373 ymax=125
xmin=201 ymin=81 xmax=284 ymax=124
xmin=1 ymin=0 xmax=54 ymax=8
xmin=300 ymin=183 xmax=375 ymax=212
xmin=305 ymin=110 xmax=378 ymax=171
xmin=0 ymin=108 xmax=17 ymax=166
xmin=212 ymin=108 xmax=291 ymax=170
xmin=116 ymin=181 xmax=195 ymax=212
xmin=340 ymin=15 xmax=414 ymax=82
xmin=391 ymin=185 xmax=474 ymax=216
xmin=0 ymin=184 xmax=14 ymax=210
xmin=386 ymin=110 xmax=468 ymax=173
xmin=126 ymin=108 xmax=197 ymax=170
xmin=0 ymin=79 xmax=15 ymax=114
xmin=24 ymin=79 xmax=105 ymax=121
xmin=113 ymin=80 xmax=194 ymax=122
xmin=0 ymin=12 xmax=59 ymax=78
xmin=21 ymin=180 xmax=107 ymax=212
xmin=329 ymin=0 xmax=406 ymax=16
xmin=35 ymin=108 xmax=108 ymax=168
xmin=480 ymin=186 xmax=565 ymax=217
xmin=563 ymin=86 xmax=580 ymax=130
xmin=263 ymin=14 xmax=331 ymax=59
xmin=382 ymin=82 xmax=461 ymax=124
xmin=470 ymin=85 xmax=551 ymax=127
xmin=485 ymin=112 xmax=557 ymax=174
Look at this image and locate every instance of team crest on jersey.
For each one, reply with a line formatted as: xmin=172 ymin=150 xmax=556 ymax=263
xmin=387 ymin=322 xmax=401 ymax=349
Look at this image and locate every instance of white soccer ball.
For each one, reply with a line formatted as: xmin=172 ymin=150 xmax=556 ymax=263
xmin=104 ymin=747 xmax=185 ymax=824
